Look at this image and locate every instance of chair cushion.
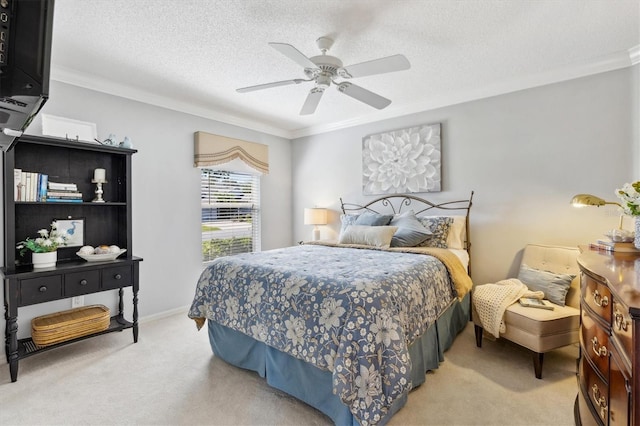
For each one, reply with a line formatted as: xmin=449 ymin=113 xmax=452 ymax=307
xmin=504 ymin=302 xmax=579 ymax=336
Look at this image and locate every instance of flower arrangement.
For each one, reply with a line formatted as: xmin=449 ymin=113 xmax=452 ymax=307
xmin=17 ymin=222 xmax=68 ymax=256
xmin=616 ymin=181 xmax=640 ymax=216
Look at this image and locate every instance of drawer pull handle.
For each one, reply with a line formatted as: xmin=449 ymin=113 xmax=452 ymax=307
xmin=38 ymin=286 xmax=47 ymax=293
xmin=591 ymin=384 xmax=608 ymax=420
xmin=590 ymin=336 xmax=608 ymax=357
xmin=614 ymin=309 xmax=628 ymax=331
xmin=592 ymin=290 xmax=608 ymax=307
xmin=80 ymin=279 xmax=88 ymax=286
xmin=114 ymin=274 xmax=122 ymax=280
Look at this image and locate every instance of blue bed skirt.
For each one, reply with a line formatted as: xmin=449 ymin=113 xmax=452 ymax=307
xmin=207 ymin=293 xmax=470 ymax=426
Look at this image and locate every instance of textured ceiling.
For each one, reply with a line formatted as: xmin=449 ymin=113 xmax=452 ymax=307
xmin=50 ymin=0 xmax=640 ymax=138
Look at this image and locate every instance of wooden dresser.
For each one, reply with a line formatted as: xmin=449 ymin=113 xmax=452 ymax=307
xmin=575 ymin=247 xmax=640 ymax=426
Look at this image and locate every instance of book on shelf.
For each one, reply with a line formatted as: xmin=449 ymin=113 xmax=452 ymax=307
xmin=519 ymin=297 xmax=554 ymax=310
xmin=590 ymin=240 xmax=640 ymax=253
xmin=48 ymin=181 xmax=78 ymax=191
xmin=13 ymin=168 xmax=22 ymax=201
xmin=15 ymin=171 xmax=49 ymax=202
xmin=46 ymin=191 xmax=83 ymax=198
xmin=44 ymin=198 xmax=83 ymax=203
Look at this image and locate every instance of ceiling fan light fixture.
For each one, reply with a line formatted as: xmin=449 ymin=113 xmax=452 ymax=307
xmin=237 ymin=37 xmax=411 ymax=115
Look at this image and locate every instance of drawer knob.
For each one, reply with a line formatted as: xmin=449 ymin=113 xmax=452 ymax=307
xmin=590 ymin=336 xmax=608 ymax=358
xmin=614 ymin=309 xmax=628 ymax=331
xmin=38 ymin=286 xmax=47 ymax=293
xmin=592 ymin=289 xmax=609 ymax=307
xmin=80 ymin=279 xmax=88 ymax=286
xmin=591 ymin=384 xmax=608 ymax=421
xmin=114 ymin=274 xmax=122 ymax=280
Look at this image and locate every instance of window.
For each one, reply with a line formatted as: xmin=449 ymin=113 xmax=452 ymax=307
xmin=201 ymin=169 xmax=260 ymax=262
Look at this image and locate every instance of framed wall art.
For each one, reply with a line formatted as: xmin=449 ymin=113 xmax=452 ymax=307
xmin=362 ymin=123 xmax=441 ymax=195
xmin=55 ymin=218 xmax=85 ymax=248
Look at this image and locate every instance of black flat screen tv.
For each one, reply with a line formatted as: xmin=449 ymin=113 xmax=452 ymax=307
xmin=0 ymin=0 xmax=54 ymax=151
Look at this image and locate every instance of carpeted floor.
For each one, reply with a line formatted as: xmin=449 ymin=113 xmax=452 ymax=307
xmin=0 ymin=311 xmax=577 ymax=425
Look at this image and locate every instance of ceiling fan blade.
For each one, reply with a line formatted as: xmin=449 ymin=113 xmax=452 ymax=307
xmin=269 ymin=42 xmax=318 ymax=70
xmin=337 ymin=82 xmax=391 ymax=110
xmin=236 ymin=79 xmax=307 ymax=93
xmin=300 ymin=88 xmax=324 ymax=115
xmin=339 ymin=54 xmax=410 ymax=79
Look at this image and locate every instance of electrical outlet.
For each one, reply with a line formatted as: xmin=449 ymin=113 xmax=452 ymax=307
xmin=71 ymin=296 xmax=84 ymax=308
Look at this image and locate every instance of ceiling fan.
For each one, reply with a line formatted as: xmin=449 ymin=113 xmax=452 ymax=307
xmin=236 ymin=37 xmax=411 ymax=115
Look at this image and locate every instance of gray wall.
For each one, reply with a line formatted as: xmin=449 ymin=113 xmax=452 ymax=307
xmin=292 ymin=66 xmax=639 ymax=286
xmin=3 ymin=81 xmax=292 ymax=339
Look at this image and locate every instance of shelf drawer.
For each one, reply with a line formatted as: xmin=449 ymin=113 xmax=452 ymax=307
xmin=19 ymin=275 xmax=62 ymax=306
xmin=581 ymin=310 xmax=610 ymax=375
xmin=101 ymin=265 xmax=132 ymax=290
xmin=65 ymin=270 xmax=100 ymax=296
xmin=581 ymin=273 xmax=612 ymax=324
xmin=609 ymin=348 xmax=631 ymax=426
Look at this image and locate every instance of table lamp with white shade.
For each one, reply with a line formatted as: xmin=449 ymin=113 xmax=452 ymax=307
xmin=304 ymin=207 xmax=327 ymax=241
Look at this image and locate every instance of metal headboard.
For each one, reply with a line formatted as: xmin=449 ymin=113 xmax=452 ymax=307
xmin=340 ymin=191 xmax=475 ymax=273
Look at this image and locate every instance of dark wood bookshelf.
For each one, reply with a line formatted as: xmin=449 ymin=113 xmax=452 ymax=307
xmin=2 ymin=134 xmax=143 ymax=382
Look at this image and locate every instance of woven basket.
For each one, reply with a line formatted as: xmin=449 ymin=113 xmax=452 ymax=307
xmin=31 ymin=305 xmax=110 ymax=347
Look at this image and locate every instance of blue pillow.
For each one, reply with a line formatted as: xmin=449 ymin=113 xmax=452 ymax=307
xmin=389 ymin=211 xmax=432 ymax=247
xmin=354 ymin=212 xmax=393 ymax=226
xmin=517 ymin=264 xmax=575 ymax=306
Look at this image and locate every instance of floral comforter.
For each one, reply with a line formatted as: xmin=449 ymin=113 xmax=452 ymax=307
xmin=188 ymin=244 xmax=462 ymax=425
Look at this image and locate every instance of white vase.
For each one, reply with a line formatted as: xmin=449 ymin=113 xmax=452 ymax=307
xmin=635 ymin=217 xmax=640 ymax=250
xmin=32 ymin=251 xmax=57 ymax=268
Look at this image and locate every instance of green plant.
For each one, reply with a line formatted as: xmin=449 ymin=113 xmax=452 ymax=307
xmin=16 ymin=222 xmax=68 ymax=255
xmin=202 ymin=236 xmax=252 ymax=262
xmin=616 ymin=181 xmax=640 ymax=216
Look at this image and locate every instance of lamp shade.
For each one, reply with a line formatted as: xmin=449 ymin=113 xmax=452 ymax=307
xmin=304 ymin=208 xmax=327 ymax=225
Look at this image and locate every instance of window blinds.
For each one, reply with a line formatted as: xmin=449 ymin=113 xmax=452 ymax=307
xmin=201 ymin=170 xmax=260 ymax=262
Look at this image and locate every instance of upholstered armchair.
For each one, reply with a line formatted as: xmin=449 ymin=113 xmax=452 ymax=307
xmin=472 ymin=244 xmax=580 ymax=379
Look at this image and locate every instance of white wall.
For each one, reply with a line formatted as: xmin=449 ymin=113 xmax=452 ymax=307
xmin=292 ymin=66 xmax=639 ymax=286
xmin=2 ymin=81 xmax=292 ymax=340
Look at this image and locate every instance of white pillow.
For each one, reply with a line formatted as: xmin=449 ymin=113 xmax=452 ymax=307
xmin=338 ymin=225 xmax=398 ymax=248
xmin=446 ymin=216 xmax=467 ymax=250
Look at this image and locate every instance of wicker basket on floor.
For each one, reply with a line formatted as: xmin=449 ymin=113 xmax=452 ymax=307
xmin=31 ymin=305 xmax=110 ymax=347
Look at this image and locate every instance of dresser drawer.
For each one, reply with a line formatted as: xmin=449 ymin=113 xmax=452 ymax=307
xmin=581 ymin=310 xmax=610 ymax=375
xmin=101 ymin=265 xmax=133 ymax=290
xmin=580 ymin=356 xmax=609 ymax=424
xmin=65 ymin=270 xmax=100 ymax=296
xmin=611 ymin=300 xmax=633 ymax=361
xmin=19 ymin=275 xmax=63 ymax=306
xmin=582 ymin=273 xmax=612 ymax=324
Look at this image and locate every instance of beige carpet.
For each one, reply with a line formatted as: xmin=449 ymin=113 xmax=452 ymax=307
xmin=0 ymin=311 xmax=577 ymax=425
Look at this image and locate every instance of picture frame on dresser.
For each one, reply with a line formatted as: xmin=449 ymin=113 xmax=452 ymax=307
xmin=1 ymin=135 xmax=143 ymax=382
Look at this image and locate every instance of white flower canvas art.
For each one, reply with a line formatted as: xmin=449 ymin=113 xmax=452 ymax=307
xmin=362 ymin=123 xmax=441 ymax=195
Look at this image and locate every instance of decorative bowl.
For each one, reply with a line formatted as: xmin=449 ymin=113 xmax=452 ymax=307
xmin=76 ymin=249 xmax=126 ymax=262
xmin=604 ymin=229 xmax=634 ymax=243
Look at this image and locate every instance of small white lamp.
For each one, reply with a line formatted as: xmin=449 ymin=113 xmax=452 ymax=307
xmin=304 ymin=208 xmax=327 ymax=241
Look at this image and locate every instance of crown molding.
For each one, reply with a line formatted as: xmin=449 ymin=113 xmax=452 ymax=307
xmin=289 ymin=47 xmax=640 ymax=139
xmin=49 ymin=66 xmax=292 ymax=139
xmin=52 ymin=46 xmax=639 ymax=141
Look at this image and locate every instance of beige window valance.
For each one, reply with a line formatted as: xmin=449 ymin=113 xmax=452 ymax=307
xmin=194 ymin=131 xmax=269 ymax=175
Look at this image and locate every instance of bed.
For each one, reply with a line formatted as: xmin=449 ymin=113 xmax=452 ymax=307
xmin=188 ymin=193 xmax=474 ymax=426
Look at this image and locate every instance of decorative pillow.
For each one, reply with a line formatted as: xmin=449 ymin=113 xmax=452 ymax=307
xmin=517 ymin=264 xmax=575 ymax=306
xmin=339 ymin=214 xmax=359 ymax=236
xmin=417 ymin=216 xmax=454 ymax=248
xmin=338 ymin=225 xmax=398 ymax=248
xmin=446 ymin=216 xmax=467 ymax=250
xmin=389 ymin=210 xmax=432 ymax=247
xmin=354 ymin=211 xmax=393 ymax=226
